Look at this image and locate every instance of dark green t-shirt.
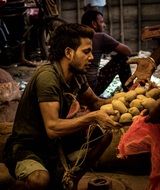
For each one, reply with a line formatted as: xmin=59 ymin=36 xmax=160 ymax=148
xmin=8 ymin=63 xmax=89 ymax=155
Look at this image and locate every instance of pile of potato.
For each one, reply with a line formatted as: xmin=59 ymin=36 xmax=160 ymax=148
xmin=100 ymin=87 xmax=160 ymax=124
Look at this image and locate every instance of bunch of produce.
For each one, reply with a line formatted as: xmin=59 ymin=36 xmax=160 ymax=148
xmin=100 ymin=87 xmax=160 ymax=124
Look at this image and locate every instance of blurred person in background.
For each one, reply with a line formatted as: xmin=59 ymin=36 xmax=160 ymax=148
xmin=81 ymin=9 xmax=132 ymax=96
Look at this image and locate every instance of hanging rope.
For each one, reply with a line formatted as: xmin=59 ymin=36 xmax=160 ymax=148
xmin=59 ymin=122 xmax=109 ymax=190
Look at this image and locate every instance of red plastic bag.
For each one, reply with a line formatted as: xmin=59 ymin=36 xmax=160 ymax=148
xmin=118 ymin=116 xmax=160 ymax=190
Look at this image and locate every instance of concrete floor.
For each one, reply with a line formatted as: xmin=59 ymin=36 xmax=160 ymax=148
xmin=78 ymin=172 xmax=149 ymax=190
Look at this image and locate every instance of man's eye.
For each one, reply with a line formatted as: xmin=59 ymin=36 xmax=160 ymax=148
xmin=84 ymin=50 xmax=91 ymax=54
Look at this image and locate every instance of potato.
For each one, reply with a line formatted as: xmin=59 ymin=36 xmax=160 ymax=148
xmin=113 ymin=92 xmax=126 ymax=99
xmin=145 ymin=88 xmax=160 ymax=99
xmin=118 ymin=96 xmax=129 ymax=107
xmin=134 ymin=86 xmax=146 ymax=95
xmin=119 ymin=113 xmax=133 ymax=123
xmin=109 ymin=110 xmax=120 ymax=122
xmin=128 ymin=107 xmax=140 ymax=116
xmin=137 ymin=94 xmax=147 ymax=100
xmin=141 ymin=97 xmax=157 ymax=112
xmin=124 ymin=90 xmax=137 ymax=102
xmin=112 ymin=100 xmax=128 ymax=114
xmin=129 ymin=99 xmax=143 ymax=111
xmin=100 ymin=104 xmax=114 ymax=113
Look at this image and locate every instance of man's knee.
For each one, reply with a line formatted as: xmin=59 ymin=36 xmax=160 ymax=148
xmin=15 ymin=158 xmax=50 ymax=189
xmin=26 ymin=170 xmax=50 ymax=190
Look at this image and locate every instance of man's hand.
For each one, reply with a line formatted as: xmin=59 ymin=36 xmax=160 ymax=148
xmin=125 ymin=57 xmax=156 ymax=88
xmin=145 ymin=99 xmax=160 ymax=123
xmin=94 ymin=110 xmax=121 ymax=129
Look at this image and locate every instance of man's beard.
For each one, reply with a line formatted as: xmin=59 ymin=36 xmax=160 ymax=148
xmin=69 ymin=64 xmax=86 ymax=74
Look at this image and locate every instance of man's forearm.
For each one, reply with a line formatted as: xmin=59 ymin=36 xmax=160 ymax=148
xmin=89 ymin=97 xmax=112 ymax=111
xmin=47 ymin=111 xmax=98 ymax=138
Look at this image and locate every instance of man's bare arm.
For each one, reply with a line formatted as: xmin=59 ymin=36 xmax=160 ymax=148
xmin=115 ymin=43 xmax=132 ymax=56
xmin=40 ymin=99 xmax=116 ymax=139
xmin=79 ymin=87 xmax=112 ymax=111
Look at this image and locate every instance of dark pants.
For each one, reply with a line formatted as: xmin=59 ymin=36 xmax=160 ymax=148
xmin=95 ymin=54 xmax=132 ymax=96
xmin=0 ymin=0 xmax=25 ymax=43
xmin=0 ymin=1 xmax=25 ymax=64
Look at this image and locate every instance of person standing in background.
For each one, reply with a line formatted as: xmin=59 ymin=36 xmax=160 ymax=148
xmin=84 ymin=0 xmax=106 ymax=13
xmin=0 ymin=0 xmax=36 ymax=66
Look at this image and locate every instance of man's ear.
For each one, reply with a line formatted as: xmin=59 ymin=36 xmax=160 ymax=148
xmin=92 ymin=21 xmax=97 ymax=30
xmin=65 ymin=47 xmax=74 ymax=60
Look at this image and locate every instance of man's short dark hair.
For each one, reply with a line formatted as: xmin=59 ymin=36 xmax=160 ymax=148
xmin=81 ymin=10 xmax=103 ymax=26
xmin=49 ymin=23 xmax=94 ymax=62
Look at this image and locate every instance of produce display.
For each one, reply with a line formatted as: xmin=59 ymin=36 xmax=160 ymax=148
xmin=100 ymin=87 xmax=160 ymax=124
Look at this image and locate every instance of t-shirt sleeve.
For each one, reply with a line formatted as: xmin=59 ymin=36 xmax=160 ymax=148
xmin=102 ymin=33 xmax=120 ymax=53
xmin=94 ymin=33 xmax=120 ymax=54
xmin=35 ymin=70 xmax=60 ymax=103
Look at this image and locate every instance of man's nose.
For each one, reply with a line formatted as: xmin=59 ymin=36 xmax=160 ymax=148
xmin=89 ymin=53 xmax=94 ymax=61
